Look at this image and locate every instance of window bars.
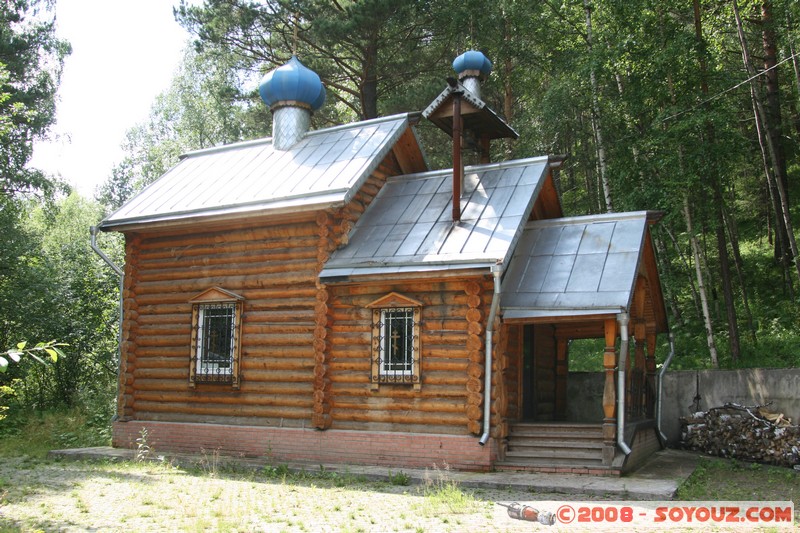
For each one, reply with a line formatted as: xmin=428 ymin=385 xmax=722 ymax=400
xmin=376 ymin=307 xmax=416 ymax=383
xmin=193 ymin=303 xmax=236 ymax=383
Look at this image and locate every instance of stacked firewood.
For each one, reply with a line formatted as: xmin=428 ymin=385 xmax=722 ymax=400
xmin=680 ymin=402 xmax=800 ymax=468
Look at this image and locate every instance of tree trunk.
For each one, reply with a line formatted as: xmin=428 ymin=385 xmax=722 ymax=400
xmin=694 ymin=0 xmax=740 ymax=361
xmin=733 ymin=0 xmax=800 ymax=288
xmin=584 ymin=0 xmax=613 ymax=213
xmin=748 ymin=82 xmax=792 ymax=294
xmin=654 ymin=231 xmax=684 ymax=325
xmin=684 ymin=197 xmax=720 ymax=368
xmin=760 ymin=0 xmax=792 ymax=263
xmin=722 ymin=202 xmax=758 ymax=343
xmin=361 ymin=33 xmax=379 ymax=120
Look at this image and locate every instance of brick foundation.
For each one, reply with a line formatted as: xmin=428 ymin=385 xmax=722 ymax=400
xmin=113 ymin=420 xmax=497 ymax=471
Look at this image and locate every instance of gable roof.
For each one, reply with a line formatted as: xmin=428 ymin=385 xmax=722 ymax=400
xmin=319 ymin=157 xmax=550 ymax=280
xmin=99 ymin=113 xmax=420 ymax=231
xmin=422 ymin=83 xmax=519 ymax=141
xmin=501 ymin=211 xmax=662 ymax=323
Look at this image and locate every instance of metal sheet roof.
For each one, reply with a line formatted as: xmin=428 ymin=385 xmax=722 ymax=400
xmin=501 ymin=212 xmax=650 ymax=319
xmin=422 ymin=83 xmax=519 ymax=141
xmin=319 ymin=157 xmax=549 ymax=279
xmin=99 ymin=113 xmax=415 ymax=230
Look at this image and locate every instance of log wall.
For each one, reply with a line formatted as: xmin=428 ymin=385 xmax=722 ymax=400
xmin=121 ymin=214 xmax=323 ymax=427
xmin=118 ymin=155 xmax=401 ymax=427
xmin=326 ymin=277 xmax=493 ymax=436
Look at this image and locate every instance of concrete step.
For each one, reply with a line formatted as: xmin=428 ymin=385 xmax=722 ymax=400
xmin=507 ymin=438 xmax=603 ymax=450
xmin=505 ymin=448 xmax=603 ymax=462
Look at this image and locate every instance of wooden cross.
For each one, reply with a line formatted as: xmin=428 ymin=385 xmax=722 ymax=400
xmin=390 ymin=328 xmax=401 ymax=354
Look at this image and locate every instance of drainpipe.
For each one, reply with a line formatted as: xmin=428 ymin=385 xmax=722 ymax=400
xmin=479 ymin=264 xmax=503 ymax=446
xmin=656 ymin=332 xmax=676 ymax=445
xmin=90 ymin=226 xmax=124 ymax=359
xmin=616 ymin=312 xmax=632 ymax=455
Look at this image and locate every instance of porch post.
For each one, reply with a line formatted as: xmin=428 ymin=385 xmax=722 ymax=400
xmin=633 ymin=320 xmax=647 ymax=418
xmin=601 ymin=318 xmax=617 ymax=465
xmin=645 ymin=326 xmax=657 ymax=418
xmin=555 ymin=338 xmax=568 ymax=420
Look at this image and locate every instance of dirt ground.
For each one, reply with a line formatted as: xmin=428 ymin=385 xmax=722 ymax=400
xmin=0 ymin=456 xmax=795 ymax=532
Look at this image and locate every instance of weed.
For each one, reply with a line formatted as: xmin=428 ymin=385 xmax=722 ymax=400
xmin=135 ymin=427 xmax=152 ymax=462
xmin=199 ymin=447 xmax=221 ymax=477
xmin=388 ymin=470 xmax=410 ymax=486
xmin=416 ymin=462 xmax=478 ymax=516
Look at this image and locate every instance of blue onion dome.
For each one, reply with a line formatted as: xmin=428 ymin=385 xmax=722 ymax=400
xmin=258 ymin=56 xmax=326 ymax=111
xmin=452 ymin=50 xmax=493 ymax=79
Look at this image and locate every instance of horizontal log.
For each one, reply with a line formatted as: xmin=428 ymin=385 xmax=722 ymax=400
xmin=133 ymin=356 xmax=188 ymax=369
xmin=132 ymin=400 xmax=310 ymax=419
xmin=137 ymin=313 xmax=187 ymax=326
xmin=423 ymin=347 xmax=470 ymax=358
xmin=133 ymin=270 xmax=318 ymax=298
xmin=138 ymin=219 xmax=319 ymax=251
xmin=242 ymin=369 xmax=314 ymax=383
xmin=133 ymin=378 xmax=313 ymax=396
xmin=135 ymin=336 xmax=188 ymax=348
xmin=137 ymin=324 xmax=191 ymax=337
xmin=134 ymin=391 xmax=313 ymax=408
xmin=136 ymin=346 xmax=187 ymax=358
xmin=134 ymin=368 xmax=188 ymax=380
xmin=241 ymin=345 xmax=315 ymax=358
xmin=241 ymin=324 xmax=314 ymax=336
xmin=328 ymin=332 xmax=370 ymax=345
xmin=242 ymin=333 xmax=314 ymax=346
xmin=330 ymin=384 xmax=466 ymax=399
xmin=331 ymin=409 xmax=466 ymax=426
xmin=136 ymin=258 xmax=318 ymax=285
xmin=331 ymin=420 xmax=464 ymax=436
xmin=138 ymin=236 xmax=320 ymax=263
xmin=332 ymin=400 xmax=465 ymax=414
xmin=240 ymin=358 xmax=314 ymax=372
xmin=139 ymin=247 xmax=318 ymax=272
xmin=329 ymin=361 xmax=371 ymax=372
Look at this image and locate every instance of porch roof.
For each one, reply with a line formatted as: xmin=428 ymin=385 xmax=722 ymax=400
xmin=501 ymin=211 xmax=658 ymax=322
xmin=319 ymin=157 xmax=550 ymax=279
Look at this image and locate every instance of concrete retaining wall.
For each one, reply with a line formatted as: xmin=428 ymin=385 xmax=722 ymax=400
xmin=567 ymin=368 xmax=800 ymax=445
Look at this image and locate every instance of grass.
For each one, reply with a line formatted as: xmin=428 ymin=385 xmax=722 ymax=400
xmin=676 ymin=457 xmax=800 ymax=508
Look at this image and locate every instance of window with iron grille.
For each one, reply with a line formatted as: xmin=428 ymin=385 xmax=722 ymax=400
xmin=189 ymin=288 xmax=243 ymax=389
xmin=379 ymin=308 xmax=415 ymax=378
xmin=367 ymin=292 xmax=422 ymax=390
xmin=195 ymin=303 xmax=235 ymax=380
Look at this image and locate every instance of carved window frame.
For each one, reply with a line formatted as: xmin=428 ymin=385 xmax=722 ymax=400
xmin=367 ymin=292 xmax=422 ymax=391
xmin=189 ymin=287 xmax=244 ymax=389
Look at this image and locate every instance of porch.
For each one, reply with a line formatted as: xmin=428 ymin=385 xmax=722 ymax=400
xmin=495 ymin=312 xmax=665 ymax=475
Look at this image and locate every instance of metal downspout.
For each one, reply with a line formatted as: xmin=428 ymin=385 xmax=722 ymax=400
xmin=90 ymin=226 xmax=124 ymax=367
xmin=479 ymin=264 xmax=503 ymax=446
xmin=656 ymin=332 xmax=676 ymax=445
xmin=616 ymin=312 xmax=632 ymax=455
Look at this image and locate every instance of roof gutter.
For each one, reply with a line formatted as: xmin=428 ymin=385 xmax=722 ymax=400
xmin=90 ymin=226 xmax=124 ymax=402
xmin=479 ymin=263 xmax=503 ymax=446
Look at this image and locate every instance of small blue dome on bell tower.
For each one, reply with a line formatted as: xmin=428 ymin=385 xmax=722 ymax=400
xmin=258 ymin=56 xmax=326 ymax=111
xmin=452 ymin=50 xmax=493 ymax=80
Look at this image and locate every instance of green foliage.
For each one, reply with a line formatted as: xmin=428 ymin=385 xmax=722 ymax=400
xmin=388 ymin=470 xmax=411 ymax=486
xmin=0 ymin=340 xmax=64 ymax=373
xmin=0 ymin=400 xmax=113 ymax=458
xmin=0 ymin=0 xmax=70 ymax=198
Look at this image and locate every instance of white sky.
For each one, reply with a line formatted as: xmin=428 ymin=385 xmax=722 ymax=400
xmin=29 ymin=0 xmax=196 ymax=196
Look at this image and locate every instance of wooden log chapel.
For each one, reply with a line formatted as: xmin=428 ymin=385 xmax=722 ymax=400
xmin=97 ymin=51 xmax=669 ymax=475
